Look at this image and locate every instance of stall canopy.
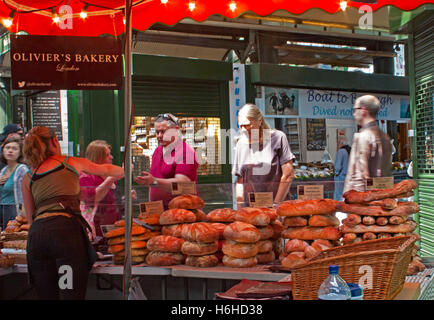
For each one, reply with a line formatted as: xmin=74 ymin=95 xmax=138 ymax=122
xmin=0 ymin=0 xmax=430 ymax=300
xmin=0 ymin=0 xmax=431 ymax=36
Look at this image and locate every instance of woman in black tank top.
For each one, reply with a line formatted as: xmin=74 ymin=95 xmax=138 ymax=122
xmin=21 ymin=126 xmax=124 ymax=300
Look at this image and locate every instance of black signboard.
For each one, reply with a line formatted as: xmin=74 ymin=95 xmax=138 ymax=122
xmin=11 ymin=35 xmax=122 ymax=90
xmin=31 ymin=91 xmax=63 ymax=140
xmin=306 ymin=118 xmax=326 ymax=151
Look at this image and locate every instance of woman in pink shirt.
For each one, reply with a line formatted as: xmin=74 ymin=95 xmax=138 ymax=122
xmin=79 ymin=140 xmax=122 ymax=237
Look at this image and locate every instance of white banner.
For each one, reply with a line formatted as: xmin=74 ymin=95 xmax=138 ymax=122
xmin=263 ymin=87 xmax=410 ymax=121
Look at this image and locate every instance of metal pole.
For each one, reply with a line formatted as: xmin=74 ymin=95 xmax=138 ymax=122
xmin=122 ymin=0 xmax=133 ymax=300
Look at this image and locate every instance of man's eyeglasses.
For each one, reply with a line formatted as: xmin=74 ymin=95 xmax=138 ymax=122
xmin=156 ymin=113 xmax=178 ymax=125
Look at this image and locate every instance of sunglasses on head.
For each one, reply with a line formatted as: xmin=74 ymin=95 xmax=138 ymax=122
xmin=156 ymin=113 xmax=178 ymax=125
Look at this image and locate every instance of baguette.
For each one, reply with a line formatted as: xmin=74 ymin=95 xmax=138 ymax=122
xmin=375 ymin=217 xmax=388 ymax=226
xmin=342 ymin=233 xmax=357 ymax=244
xmin=362 ymin=216 xmax=375 ymax=225
xmin=366 ymin=198 xmax=398 ymax=210
xmin=388 ymin=216 xmax=406 ymax=225
xmin=339 ymin=220 xmax=417 ymax=234
xmin=342 ymin=214 xmax=361 ymax=227
xmin=343 ymin=180 xmax=418 ymax=203
xmin=336 ymin=201 xmax=419 ymax=216
xmin=362 ymin=232 xmax=377 ymax=241
xmin=308 ymin=215 xmax=340 ymax=227
xmin=281 ymin=226 xmax=341 ymax=240
xmin=377 ymin=233 xmax=391 ymax=239
xmin=277 ymin=199 xmax=338 ymax=217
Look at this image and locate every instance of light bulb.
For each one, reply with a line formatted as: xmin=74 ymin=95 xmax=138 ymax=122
xmin=2 ymin=17 xmax=13 ymax=28
xmin=80 ymin=5 xmax=88 ymax=19
xmin=189 ymin=1 xmax=195 ymax=12
xmin=340 ymin=1 xmax=348 ymax=11
xmin=229 ymin=1 xmax=236 ymax=12
xmin=52 ymin=8 xmax=60 ymax=23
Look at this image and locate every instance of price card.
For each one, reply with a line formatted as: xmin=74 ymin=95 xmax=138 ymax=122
xmin=139 ymin=200 xmax=164 ymax=215
xmin=366 ymin=177 xmax=394 ymax=190
xmin=297 ymin=185 xmax=324 ymax=200
xmin=248 ymin=192 xmax=274 ymax=208
xmin=171 ymin=182 xmax=197 ymax=196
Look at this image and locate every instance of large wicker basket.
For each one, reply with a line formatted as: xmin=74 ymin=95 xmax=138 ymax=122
xmin=290 ymin=235 xmax=417 ymax=300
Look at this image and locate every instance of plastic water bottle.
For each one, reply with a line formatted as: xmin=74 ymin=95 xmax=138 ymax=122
xmin=317 ymin=265 xmax=351 ymax=300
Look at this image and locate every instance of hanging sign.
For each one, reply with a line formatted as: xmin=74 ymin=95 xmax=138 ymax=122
xmin=11 ymin=35 xmax=122 ymax=90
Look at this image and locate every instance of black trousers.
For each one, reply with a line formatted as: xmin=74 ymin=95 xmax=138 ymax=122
xmin=0 ymin=204 xmax=17 ymax=230
xmin=26 ymin=216 xmax=91 ymax=300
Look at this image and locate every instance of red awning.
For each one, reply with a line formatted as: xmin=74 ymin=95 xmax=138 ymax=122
xmin=0 ymin=0 xmax=431 ymax=36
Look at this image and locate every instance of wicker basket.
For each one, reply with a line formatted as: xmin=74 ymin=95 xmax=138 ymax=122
xmin=290 ymin=235 xmax=417 ymax=300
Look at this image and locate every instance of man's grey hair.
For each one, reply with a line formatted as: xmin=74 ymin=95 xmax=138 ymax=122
xmin=155 ymin=113 xmax=178 ymax=127
xmin=355 ymin=95 xmax=380 ymax=117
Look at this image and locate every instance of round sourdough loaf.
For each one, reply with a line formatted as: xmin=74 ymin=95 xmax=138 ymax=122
xmin=145 ymin=251 xmax=185 ymax=266
xmin=256 ymin=251 xmax=275 ymax=264
xmin=210 ymin=223 xmax=227 ymax=239
xmin=235 ymin=207 xmax=271 ymax=226
xmin=277 ymin=199 xmax=338 ymax=216
xmin=257 ymin=240 xmax=273 ymax=253
xmin=257 ymin=207 xmax=278 ymax=222
xmin=270 ymin=220 xmax=285 ymax=240
xmin=281 ymin=253 xmax=306 ymax=268
xmin=222 ymin=255 xmax=257 ymax=268
xmin=181 ymin=241 xmax=218 ymax=256
xmin=223 ymin=221 xmax=261 ymax=243
xmin=168 ymin=194 xmax=204 ymax=210
xmin=146 ymin=235 xmax=185 ymax=252
xmin=222 ymin=240 xmax=258 ymax=259
xmin=284 ymin=239 xmax=310 ymax=254
xmin=257 ymin=225 xmax=274 ymax=240
xmin=206 ymin=208 xmax=237 ymax=223
xmin=191 ymin=209 xmax=207 ymax=222
xmin=161 ymin=224 xmax=185 ymax=238
xmin=181 ymin=222 xmax=219 ymax=243
xmin=185 ymin=254 xmax=219 ymax=268
xmin=159 ymin=209 xmax=196 ymax=225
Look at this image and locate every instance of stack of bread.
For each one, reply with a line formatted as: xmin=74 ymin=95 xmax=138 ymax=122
xmin=180 ymin=222 xmax=220 ymax=267
xmin=407 ymin=239 xmax=426 ymax=275
xmin=0 ymin=215 xmax=29 ymax=250
xmin=0 ymin=249 xmax=15 ymax=268
xmin=146 ymin=235 xmax=186 ymax=266
xmin=235 ymin=207 xmax=279 ymax=265
xmin=222 ymin=220 xmax=261 ymax=268
xmin=277 ymin=199 xmax=341 ymax=268
xmin=105 ymin=224 xmax=149 ymax=265
xmin=168 ymin=194 xmax=207 ymax=222
xmin=337 ymin=180 xmax=419 ymax=244
xmin=205 ymin=208 xmax=238 ymax=261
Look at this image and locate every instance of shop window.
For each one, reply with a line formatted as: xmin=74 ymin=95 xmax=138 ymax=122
xmin=132 ymin=116 xmax=222 ymax=178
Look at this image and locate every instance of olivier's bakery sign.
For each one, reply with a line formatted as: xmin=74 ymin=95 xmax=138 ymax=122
xmin=11 ymin=35 xmax=122 ymax=90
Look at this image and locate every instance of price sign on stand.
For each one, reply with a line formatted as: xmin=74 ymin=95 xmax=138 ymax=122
xmin=366 ymin=177 xmax=394 ymax=190
xmin=297 ymin=185 xmax=324 ymax=200
xmin=139 ymin=200 xmax=164 ymax=216
xmin=171 ymin=182 xmax=197 ymax=196
xmin=248 ymin=192 xmax=274 ymax=208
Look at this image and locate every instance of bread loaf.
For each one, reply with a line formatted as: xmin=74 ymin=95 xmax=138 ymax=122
xmin=362 ymin=216 xmax=375 ymax=225
xmin=18 ymin=224 xmax=30 ymax=231
xmin=376 ymin=217 xmax=388 ymax=226
xmin=342 ymin=214 xmax=361 ymax=227
xmin=377 ymin=233 xmax=391 ymax=239
xmin=159 ymin=209 xmax=197 ymax=225
xmin=308 ymin=215 xmax=339 ymax=227
xmin=210 ymin=223 xmax=227 ymax=239
xmin=311 ymin=239 xmax=333 ymax=251
xmin=336 ymin=201 xmax=419 ymax=216
xmin=283 ymin=216 xmax=308 ymax=227
xmin=257 ymin=225 xmax=274 ymax=240
xmin=222 ymin=240 xmax=258 ymax=258
xmin=277 ymin=199 xmax=338 ymax=216
xmin=304 ymin=246 xmax=320 ymax=259
xmin=181 ymin=241 xmax=218 ymax=256
xmin=339 ymin=220 xmax=417 ymax=234
xmin=281 ymin=226 xmax=341 ymax=240
xmin=206 ymin=208 xmax=237 ymax=223
xmin=343 ymin=180 xmax=418 ymax=203
xmin=223 ymin=221 xmax=261 ymax=243
xmin=185 ymin=254 xmax=219 ymax=268
xmin=191 ymin=209 xmax=207 ymax=222
xmin=222 ymin=255 xmax=257 ymax=268
xmin=109 ymin=244 xmax=124 ymax=254
xmin=145 ymin=251 xmax=185 ymax=266
xmin=181 ymin=222 xmax=219 ymax=243
xmin=281 ymin=253 xmax=306 ymax=268
xmin=367 ymin=198 xmax=398 ymax=210
xmin=256 ymin=251 xmax=275 ymax=264
xmin=362 ymin=232 xmax=377 ymax=241
xmin=270 ymin=220 xmax=285 ymax=240
xmin=257 ymin=240 xmax=273 ymax=253
xmin=168 ymin=194 xmax=204 ymax=209
xmin=105 ymin=226 xmax=145 ymax=239
xmin=342 ymin=233 xmax=357 ymax=244
xmin=257 ymin=207 xmax=278 ymax=222
xmin=161 ymin=224 xmax=184 ymax=238
xmin=235 ymin=207 xmax=271 ymax=226
xmin=16 ymin=215 xmax=27 ymax=224
xmin=389 ymin=216 xmax=406 ymax=225
xmin=146 ymin=235 xmax=185 ymax=252
xmin=284 ymin=239 xmax=309 ymax=254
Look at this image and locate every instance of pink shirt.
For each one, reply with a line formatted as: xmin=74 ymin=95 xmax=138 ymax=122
xmin=149 ymin=140 xmax=198 ymax=208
